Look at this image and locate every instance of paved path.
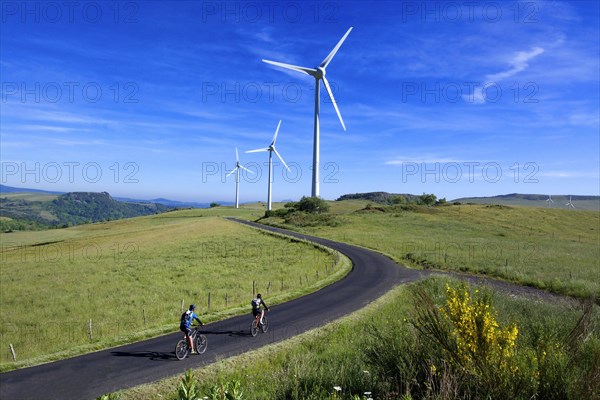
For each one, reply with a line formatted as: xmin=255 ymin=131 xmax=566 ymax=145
xmin=0 ymin=219 xmax=425 ymax=399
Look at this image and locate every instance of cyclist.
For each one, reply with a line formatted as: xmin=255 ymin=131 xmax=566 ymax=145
xmin=251 ymin=293 xmax=270 ymax=325
xmin=180 ymin=304 xmax=203 ymax=354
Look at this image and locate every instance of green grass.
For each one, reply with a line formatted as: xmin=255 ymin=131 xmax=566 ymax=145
xmin=261 ymin=202 xmax=600 ymax=300
xmin=117 ymin=276 xmax=600 ymax=399
xmin=0 ymin=209 xmax=350 ymax=371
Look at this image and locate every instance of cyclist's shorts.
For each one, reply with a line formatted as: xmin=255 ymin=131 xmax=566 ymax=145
xmin=180 ymin=325 xmax=192 ymax=337
xmin=252 ymin=308 xmax=262 ymax=317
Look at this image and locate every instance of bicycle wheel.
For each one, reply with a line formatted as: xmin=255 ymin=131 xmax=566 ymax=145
xmin=260 ymin=316 xmax=269 ymax=333
xmin=196 ymin=334 xmax=208 ymax=354
xmin=175 ymin=339 xmax=189 ymax=360
xmin=250 ymin=319 xmax=259 ymax=337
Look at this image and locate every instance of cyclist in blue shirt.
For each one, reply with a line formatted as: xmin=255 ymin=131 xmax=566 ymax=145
xmin=180 ymin=304 xmax=203 ymax=354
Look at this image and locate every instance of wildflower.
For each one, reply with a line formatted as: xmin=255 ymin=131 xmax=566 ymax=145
xmin=334 ymin=386 xmax=342 ymax=392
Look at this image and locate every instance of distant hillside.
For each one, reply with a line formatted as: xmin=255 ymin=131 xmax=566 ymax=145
xmin=0 ymin=191 xmax=173 ymax=231
xmin=0 ymin=185 xmax=221 ymax=208
xmin=452 ymin=193 xmax=600 ymax=211
xmin=336 ymin=192 xmax=422 ymax=204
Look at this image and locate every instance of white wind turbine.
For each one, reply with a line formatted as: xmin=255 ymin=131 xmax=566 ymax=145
xmin=566 ymin=195 xmax=575 ymax=209
xmin=546 ymin=194 xmax=554 ymax=207
xmin=246 ymin=120 xmax=290 ymax=211
xmin=226 ymin=147 xmax=253 ymax=209
xmin=262 ymin=27 xmax=353 ymax=198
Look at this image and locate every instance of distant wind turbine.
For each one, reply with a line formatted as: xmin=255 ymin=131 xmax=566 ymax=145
xmin=566 ymin=195 xmax=575 ymax=209
xmin=246 ymin=120 xmax=290 ymax=211
xmin=226 ymin=147 xmax=253 ymax=209
xmin=546 ymin=195 xmax=554 ymax=207
xmin=262 ymin=27 xmax=353 ymax=198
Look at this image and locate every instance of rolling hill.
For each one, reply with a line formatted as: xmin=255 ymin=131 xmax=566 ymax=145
xmin=0 ymin=191 xmax=172 ymax=230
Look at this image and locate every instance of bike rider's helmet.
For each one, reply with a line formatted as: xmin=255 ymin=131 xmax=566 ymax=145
xmin=189 ymin=304 xmax=196 ymax=310
xmin=257 ymin=293 xmax=262 ymax=299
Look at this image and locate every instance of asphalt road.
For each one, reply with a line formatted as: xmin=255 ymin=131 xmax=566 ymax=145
xmin=0 ymin=219 xmax=426 ymax=399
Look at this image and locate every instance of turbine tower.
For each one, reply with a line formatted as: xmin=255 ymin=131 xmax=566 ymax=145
xmin=226 ymin=147 xmax=253 ymax=209
xmin=246 ymin=120 xmax=290 ymax=211
xmin=566 ymin=195 xmax=575 ymax=209
xmin=546 ymin=194 xmax=554 ymax=207
xmin=262 ymin=27 xmax=353 ymax=198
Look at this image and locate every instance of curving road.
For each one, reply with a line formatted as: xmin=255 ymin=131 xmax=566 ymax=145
xmin=0 ymin=219 xmax=570 ymax=399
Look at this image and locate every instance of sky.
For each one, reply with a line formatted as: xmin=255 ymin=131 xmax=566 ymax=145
xmin=1 ymin=0 xmax=599 ymax=203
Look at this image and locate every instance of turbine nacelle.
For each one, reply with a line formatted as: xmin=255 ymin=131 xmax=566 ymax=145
xmin=315 ymin=67 xmax=326 ymax=80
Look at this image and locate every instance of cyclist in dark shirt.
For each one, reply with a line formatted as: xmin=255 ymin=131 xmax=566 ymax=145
xmin=180 ymin=304 xmax=203 ymax=354
xmin=251 ymin=293 xmax=270 ymax=325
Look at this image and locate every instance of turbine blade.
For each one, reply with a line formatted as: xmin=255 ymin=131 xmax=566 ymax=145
xmin=320 ymin=27 xmax=353 ymax=69
xmin=322 ymin=76 xmax=346 ymax=131
xmin=271 ymin=120 xmax=282 ymax=146
xmin=273 ymin=147 xmax=290 ymax=171
xmin=246 ymin=148 xmax=270 ymax=153
xmin=240 ymin=165 xmax=254 ymax=174
xmin=226 ymin=166 xmax=239 ymax=177
xmin=262 ymin=59 xmax=316 ymax=76
xmin=235 ymin=147 xmax=239 ymax=162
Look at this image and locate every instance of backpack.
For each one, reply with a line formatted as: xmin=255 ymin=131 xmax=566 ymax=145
xmin=180 ymin=310 xmax=192 ymax=326
xmin=251 ymin=298 xmax=261 ymax=309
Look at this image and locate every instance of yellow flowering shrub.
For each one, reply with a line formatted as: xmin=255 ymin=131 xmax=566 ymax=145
xmin=441 ymin=284 xmax=519 ymax=373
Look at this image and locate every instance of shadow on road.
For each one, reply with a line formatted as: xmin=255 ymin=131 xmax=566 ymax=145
xmin=110 ymin=351 xmax=176 ymax=361
xmin=202 ymin=329 xmax=251 ymax=337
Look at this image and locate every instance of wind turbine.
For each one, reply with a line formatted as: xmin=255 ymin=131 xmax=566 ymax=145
xmin=246 ymin=120 xmax=290 ymax=211
xmin=566 ymin=195 xmax=575 ymax=209
xmin=546 ymin=195 xmax=554 ymax=207
xmin=226 ymin=147 xmax=253 ymax=209
xmin=262 ymin=27 xmax=353 ymax=198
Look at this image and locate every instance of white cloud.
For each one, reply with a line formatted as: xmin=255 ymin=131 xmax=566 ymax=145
xmin=464 ymin=47 xmax=545 ymax=104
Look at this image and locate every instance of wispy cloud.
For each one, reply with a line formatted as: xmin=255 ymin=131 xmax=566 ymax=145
xmin=466 ymin=47 xmax=545 ymax=104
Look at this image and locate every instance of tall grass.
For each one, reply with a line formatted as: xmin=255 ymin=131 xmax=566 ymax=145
xmin=0 ymin=211 xmax=345 ymax=370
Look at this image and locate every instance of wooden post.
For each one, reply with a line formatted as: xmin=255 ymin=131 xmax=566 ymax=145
xmin=281 ymin=277 xmax=284 ymax=290
xmin=181 ymin=299 xmax=184 ymax=313
xmin=225 ymin=292 xmax=228 ymax=307
xmin=267 ymin=281 xmax=271 ymax=294
xmin=252 ymin=281 xmax=256 ymax=297
xmin=9 ymin=344 xmax=16 ymax=361
xmin=88 ymin=319 xmax=93 ymax=341
xmin=143 ymin=309 xmax=146 ymax=327
xmin=208 ymin=292 xmax=211 ymax=310
xmin=305 ymin=274 xmax=308 ymax=284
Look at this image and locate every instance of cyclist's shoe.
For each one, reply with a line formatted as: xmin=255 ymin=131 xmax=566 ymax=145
xmin=191 ymin=350 xmax=198 ymax=355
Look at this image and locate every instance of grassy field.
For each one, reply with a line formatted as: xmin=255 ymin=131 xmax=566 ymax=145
xmin=261 ymin=202 xmax=600 ymax=300
xmin=119 ymin=275 xmax=599 ymax=399
xmin=0 ymin=209 xmax=348 ymax=370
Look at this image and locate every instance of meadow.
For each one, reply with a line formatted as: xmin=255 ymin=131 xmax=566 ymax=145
xmin=0 ymin=210 xmax=346 ymax=370
xmin=261 ymin=201 xmax=600 ymax=300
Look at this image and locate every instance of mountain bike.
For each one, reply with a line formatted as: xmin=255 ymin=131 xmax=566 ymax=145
xmin=250 ymin=311 xmax=269 ymax=337
xmin=175 ymin=325 xmax=207 ymax=360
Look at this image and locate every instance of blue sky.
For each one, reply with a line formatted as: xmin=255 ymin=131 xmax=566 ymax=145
xmin=1 ymin=0 xmax=598 ymax=203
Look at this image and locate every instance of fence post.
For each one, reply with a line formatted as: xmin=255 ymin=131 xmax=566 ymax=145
xmin=225 ymin=292 xmax=228 ymax=307
xmin=143 ymin=308 xmax=146 ymax=327
xmin=208 ymin=292 xmax=211 ymax=310
xmin=88 ymin=319 xmax=93 ymax=341
xmin=181 ymin=299 xmax=184 ymax=313
xmin=281 ymin=277 xmax=284 ymax=290
xmin=267 ymin=281 xmax=271 ymax=294
xmin=253 ymin=281 xmax=256 ymax=297
xmin=9 ymin=344 xmax=16 ymax=362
